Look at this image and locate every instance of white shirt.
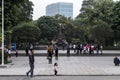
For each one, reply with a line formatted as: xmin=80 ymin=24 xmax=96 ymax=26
xmin=54 ymin=66 xmax=58 ymax=71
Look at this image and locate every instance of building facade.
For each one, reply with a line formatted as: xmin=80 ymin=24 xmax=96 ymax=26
xmin=46 ymin=2 xmax=73 ymax=18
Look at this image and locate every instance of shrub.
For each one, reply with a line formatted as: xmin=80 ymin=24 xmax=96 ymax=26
xmin=0 ymin=50 xmax=8 ymax=64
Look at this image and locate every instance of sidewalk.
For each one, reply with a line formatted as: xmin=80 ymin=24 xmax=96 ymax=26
xmin=12 ymin=50 xmax=120 ymax=54
xmin=11 ymin=50 xmax=120 ymax=56
xmin=0 ymin=56 xmax=120 ymax=76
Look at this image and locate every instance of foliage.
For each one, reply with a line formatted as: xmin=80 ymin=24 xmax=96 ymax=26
xmin=1 ymin=0 xmax=119 ymax=47
xmin=12 ymin=22 xmax=41 ymax=43
xmin=76 ymin=0 xmax=115 ymax=46
xmin=4 ymin=0 xmax=33 ymax=30
xmin=111 ymin=1 xmax=120 ymax=43
xmin=4 ymin=0 xmax=33 ymax=48
xmin=90 ymin=20 xmax=113 ymax=45
xmin=0 ymin=6 xmax=1 ymax=45
xmin=0 ymin=50 xmax=8 ymax=64
xmin=37 ymin=16 xmax=59 ymax=42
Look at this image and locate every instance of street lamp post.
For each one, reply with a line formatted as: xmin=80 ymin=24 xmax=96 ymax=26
xmin=1 ymin=0 xmax=4 ymax=65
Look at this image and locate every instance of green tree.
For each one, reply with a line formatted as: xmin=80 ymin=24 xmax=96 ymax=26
xmin=12 ymin=22 xmax=41 ymax=44
xmin=0 ymin=3 xmax=1 ymax=30
xmin=76 ymin=0 xmax=115 ymax=45
xmin=90 ymin=20 xmax=113 ymax=45
xmin=4 ymin=0 xmax=33 ymax=48
xmin=111 ymin=1 xmax=120 ymax=44
xmin=37 ymin=16 xmax=59 ymax=42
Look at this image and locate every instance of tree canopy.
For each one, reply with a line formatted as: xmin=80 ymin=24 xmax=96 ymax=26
xmin=2 ymin=0 xmax=34 ymax=48
xmin=12 ymin=22 xmax=41 ymax=43
xmin=75 ymin=0 xmax=117 ymax=45
xmin=37 ymin=16 xmax=59 ymax=42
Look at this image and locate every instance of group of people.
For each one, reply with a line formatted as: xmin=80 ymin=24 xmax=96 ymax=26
xmin=5 ymin=47 xmax=18 ymax=58
xmin=47 ymin=45 xmax=59 ymax=75
xmin=5 ymin=48 xmax=11 ymax=58
xmin=71 ymin=43 xmax=103 ymax=55
xmin=47 ymin=45 xmax=59 ymax=64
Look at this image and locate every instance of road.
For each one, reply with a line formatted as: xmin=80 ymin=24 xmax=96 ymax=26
xmin=0 ymin=76 xmax=120 ymax=80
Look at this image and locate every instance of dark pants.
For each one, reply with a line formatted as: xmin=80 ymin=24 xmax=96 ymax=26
xmin=96 ymin=49 xmax=99 ymax=54
xmin=80 ymin=49 xmax=82 ymax=54
xmin=115 ymin=63 xmax=119 ymax=66
xmin=27 ymin=63 xmax=34 ymax=77
xmin=67 ymin=51 xmax=70 ymax=57
xmin=26 ymin=50 xmax=28 ymax=56
xmin=55 ymin=56 xmax=58 ymax=60
xmin=77 ymin=49 xmax=79 ymax=54
xmin=74 ymin=48 xmax=76 ymax=52
xmin=54 ymin=70 xmax=57 ymax=75
xmin=15 ymin=53 xmax=18 ymax=57
xmin=49 ymin=57 xmax=52 ymax=64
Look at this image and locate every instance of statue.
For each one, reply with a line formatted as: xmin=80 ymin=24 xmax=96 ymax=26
xmin=51 ymin=23 xmax=67 ymax=46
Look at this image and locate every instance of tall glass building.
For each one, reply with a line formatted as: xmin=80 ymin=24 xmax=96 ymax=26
xmin=46 ymin=2 xmax=73 ymax=18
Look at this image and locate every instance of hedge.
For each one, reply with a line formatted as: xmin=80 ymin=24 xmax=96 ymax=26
xmin=0 ymin=50 xmax=8 ymax=64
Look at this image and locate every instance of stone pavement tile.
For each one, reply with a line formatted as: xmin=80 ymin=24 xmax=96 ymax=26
xmin=1 ymin=56 xmax=120 ymax=75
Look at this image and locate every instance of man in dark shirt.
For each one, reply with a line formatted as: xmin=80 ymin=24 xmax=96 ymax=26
xmin=26 ymin=49 xmax=35 ymax=77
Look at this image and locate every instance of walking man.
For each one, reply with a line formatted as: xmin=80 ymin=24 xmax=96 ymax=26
xmin=26 ymin=49 xmax=35 ymax=77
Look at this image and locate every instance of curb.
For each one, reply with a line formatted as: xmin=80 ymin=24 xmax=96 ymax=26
xmin=1 ymin=74 xmax=120 ymax=76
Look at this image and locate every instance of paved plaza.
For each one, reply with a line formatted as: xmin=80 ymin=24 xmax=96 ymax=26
xmin=0 ymin=56 xmax=120 ymax=76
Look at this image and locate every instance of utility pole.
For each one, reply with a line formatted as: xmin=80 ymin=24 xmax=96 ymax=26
xmin=1 ymin=0 xmax=4 ymax=66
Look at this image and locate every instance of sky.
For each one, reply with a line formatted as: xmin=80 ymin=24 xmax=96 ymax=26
xmin=30 ymin=0 xmax=119 ymax=20
xmin=29 ymin=0 xmax=83 ymax=20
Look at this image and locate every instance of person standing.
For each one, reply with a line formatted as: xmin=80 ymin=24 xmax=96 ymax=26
xmin=15 ymin=50 xmax=18 ymax=57
xmin=8 ymin=49 xmax=11 ymax=58
xmin=25 ymin=48 xmax=29 ymax=56
xmin=96 ymin=44 xmax=100 ymax=54
xmin=89 ymin=45 xmax=92 ymax=55
xmin=67 ymin=45 xmax=70 ymax=57
xmin=62 ymin=44 xmax=65 ymax=51
xmin=47 ymin=45 xmax=53 ymax=64
xmin=91 ymin=44 xmax=95 ymax=54
xmin=26 ymin=49 xmax=35 ymax=77
xmin=55 ymin=46 xmax=59 ymax=60
xmin=80 ymin=44 xmax=83 ymax=54
xmin=73 ymin=44 xmax=76 ymax=53
xmin=100 ymin=44 xmax=103 ymax=54
xmin=76 ymin=44 xmax=80 ymax=54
